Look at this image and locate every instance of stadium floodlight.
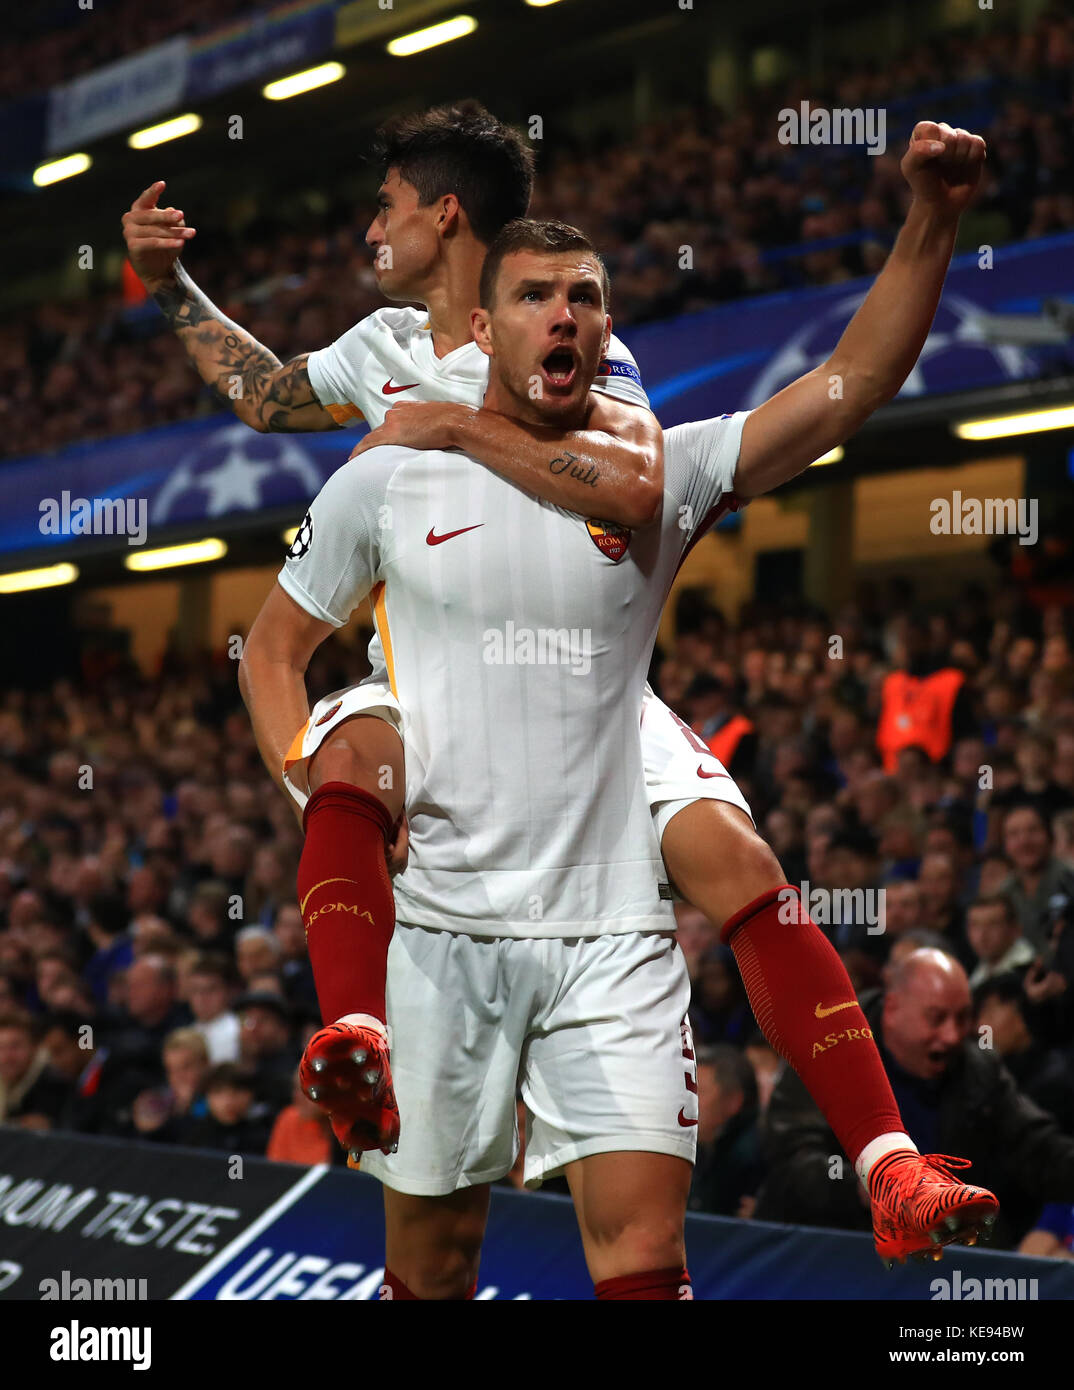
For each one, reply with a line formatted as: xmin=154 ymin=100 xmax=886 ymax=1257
xmin=525 ymin=0 xmax=566 ymax=7
xmin=33 ymin=154 xmax=91 ymax=187
xmin=387 ymin=16 xmax=477 ymax=56
xmin=125 ymin=539 xmax=227 ymax=572
xmin=810 ymin=446 xmax=844 ymax=467
xmin=263 ymin=62 xmax=345 ymax=101
xmin=128 ymin=114 xmax=203 ymax=150
xmin=281 ymin=527 xmax=300 ymax=547
xmin=0 ymin=563 xmax=79 ymax=594
xmin=952 ymin=405 xmax=1074 ymax=441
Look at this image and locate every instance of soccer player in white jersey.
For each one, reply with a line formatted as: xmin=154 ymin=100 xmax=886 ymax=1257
xmin=127 ymin=108 xmax=997 ymax=1271
xmin=243 ymin=211 xmax=996 ymax=1298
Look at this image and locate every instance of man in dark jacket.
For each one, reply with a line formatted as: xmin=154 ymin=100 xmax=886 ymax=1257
xmin=688 ymin=1044 xmax=765 ymax=1217
xmin=755 ymin=948 xmax=1074 ymax=1248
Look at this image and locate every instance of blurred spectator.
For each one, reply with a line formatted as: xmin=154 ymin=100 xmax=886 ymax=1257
xmin=675 ymin=903 xmax=718 ymax=982
xmin=0 ymin=1012 xmax=69 ymax=1128
xmin=236 ymin=991 xmax=299 ymax=1109
xmin=690 ymin=946 xmax=755 ymax=1046
xmin=235 ymin=925 xmax=283 ymax=987
xmin=179 ymin=1063 xmax=272 ymax=1155
xmin=130 ymin=1027 xmax=210 ymax=1142
xmin=266 ymin=1067 xmax=337 ymax=1166
xmin=975 ymin=974 xmax=1074 ymax=1135
xmin=81 ymin=892 xmax=133 ymax=1005
xmin=272 ymin=903 xmax=318 ymax=1011
xmin=1000 ymin=804 xmax=1074 ymax=955
xmin=186 ymin=954 xmax=241 ymax=1063
xmin=965 ymin=894 xmax=1036 ymax=988
xmin=916 ymin=851 xmax=972 ymax=967
xmin=104 ymin=955 xmax=189 ymax=1072
xmin=40 ymin=1009 xmax=147 ymax=1135
xmin=689 ymin=1044 xmax=764 ymax=1218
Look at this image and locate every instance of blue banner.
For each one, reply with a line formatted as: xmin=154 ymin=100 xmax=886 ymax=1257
xmin=175 ymin=1162 xmax=1074 ymax=1302
xmin=623 ymin=231 xmax=1074 ymax=426
xmin=45 ymin=37 xmax=190 ymax=156
xmin=185 ymin=2 xmax=337 ymax=103
xmin=0 ymin=415 xmax=361 ymax=561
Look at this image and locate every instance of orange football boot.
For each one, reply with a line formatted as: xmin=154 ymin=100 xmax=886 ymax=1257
xmin=868 ymin=1151 xmax=999 ymax=1267
xmin=299 ymin=1017 xmax=400 ymax=1161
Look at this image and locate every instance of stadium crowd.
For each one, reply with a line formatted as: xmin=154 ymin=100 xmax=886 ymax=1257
xmin=2 ymin=572 xmax=1074 ymax=1254
xmin=3 ymin=10 xmax=1074 ymax=460
xmin=1 ymin=0 xmax=255 ymax=104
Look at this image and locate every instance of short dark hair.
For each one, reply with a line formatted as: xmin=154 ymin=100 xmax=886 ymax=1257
xmin=190 ymin=953 xmax=237 ymax=986
xmin=968 ymin=893 xmax=1016 ymax=924
xmin=696 ymin=1043 xmax=758 ymax=1110
xmin=973 ymin=971 xmax=1027 ymax=1017
xmin=479 ymin=218 xmax=610 ymax=310
xmin=373 ymin=100 xmax=534 ymax=245
xmin=204 ymin=1062 xmax=256 ymax=1094
xmin=87 ymin=892 xmax=128 ymax=938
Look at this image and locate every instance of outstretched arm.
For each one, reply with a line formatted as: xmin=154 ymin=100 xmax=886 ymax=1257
xmin=123 ymin=180 xmax=339 ymax=434
xmin=349 ymin=393 xmax=664 ymax=528
xmin=733 ymin=122 xmax=986 ymax=500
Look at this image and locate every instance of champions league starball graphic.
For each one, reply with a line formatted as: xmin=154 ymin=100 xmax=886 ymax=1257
xmin=150 ymin=423 xmax=325 ymax=527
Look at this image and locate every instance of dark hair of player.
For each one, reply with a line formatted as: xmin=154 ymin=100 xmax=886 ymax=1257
xmin=372 ymin=100 xmax=535 ymax=246
xmin=479 ymin=218 xmax=611 ymax=310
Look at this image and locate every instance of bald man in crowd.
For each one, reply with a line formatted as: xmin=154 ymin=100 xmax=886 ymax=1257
xmin=755 ymin=949 xmax=1074 ymax=1248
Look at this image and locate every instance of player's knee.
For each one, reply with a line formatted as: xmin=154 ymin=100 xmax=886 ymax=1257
xmin=395 ymin=1235 xmax=483 ymax=1300
xmin=403 ymin=1254 xmax=480 ymax=1301
xmin=585 ymin=1212 xmax=683 ymax=1275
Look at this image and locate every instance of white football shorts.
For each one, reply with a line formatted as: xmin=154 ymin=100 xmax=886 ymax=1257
xmin=359 ymin=924 xmax=699 ymax=1195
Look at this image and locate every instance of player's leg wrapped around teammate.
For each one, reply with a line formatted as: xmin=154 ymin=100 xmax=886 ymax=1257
xmin=641 ymin=689 xmax=998 ymax=1261
xmin=290 ymin=685 xmax=406 ymax=1157
xmin=721 ymin=884 xmax=997 ymax=1260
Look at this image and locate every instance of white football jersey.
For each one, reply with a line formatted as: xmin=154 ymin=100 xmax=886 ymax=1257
xmin=278 ymin=411 xmax=749 ymax=939
xmin=307 ymin=306 xmax=652 ymax=686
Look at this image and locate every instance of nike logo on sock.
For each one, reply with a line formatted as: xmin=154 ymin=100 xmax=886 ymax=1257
xmin=815 ymin=1000 xmax=858 ymax=1019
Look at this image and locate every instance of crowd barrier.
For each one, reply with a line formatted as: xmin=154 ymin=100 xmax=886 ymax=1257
xmin=1 ymin=1131 xmax=1071 ymax=1301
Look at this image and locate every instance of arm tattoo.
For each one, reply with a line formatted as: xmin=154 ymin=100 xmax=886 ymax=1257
xmin=151 ymin=267 xmax=217 ymax=331
xmin=549 ymin=450 xmax=600 ymax=488
xmin=153 ymin=266 xmax=337 ymax=432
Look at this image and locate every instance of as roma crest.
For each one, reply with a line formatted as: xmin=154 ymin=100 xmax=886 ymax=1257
xmin=586 ymin=519 xmax=631 ymax=563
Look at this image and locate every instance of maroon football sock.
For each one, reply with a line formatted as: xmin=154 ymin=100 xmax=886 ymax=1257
xmin=721 ymin=884 xmax=904 ymax=1163
xmin=297 ymin=781 xmax=395 ymax=1025
xmin=594 ymin=1266 xmax=692 ymax=1300
xmin=380 ymin=1269 xmax=477 ymax=1300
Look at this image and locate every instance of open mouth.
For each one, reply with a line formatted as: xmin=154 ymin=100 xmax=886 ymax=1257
xmin=541 ymin=347 xmax=577 ymax=390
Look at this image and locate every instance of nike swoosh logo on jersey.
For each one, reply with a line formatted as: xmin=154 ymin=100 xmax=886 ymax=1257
xmin=815 ymin=1000 xmax=857 ymax=1019
xmin=426 ymin=524 xmax=484 ymax=546
xmin=697 ymin=765 xmax=731 ymax=779
xmin=382 ymin=379 xmax=419 ymax=395
xmin=677 ymin=1108 xmax=699 ymax=1128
